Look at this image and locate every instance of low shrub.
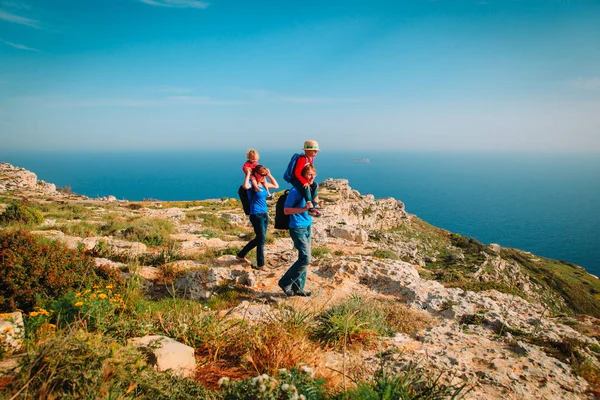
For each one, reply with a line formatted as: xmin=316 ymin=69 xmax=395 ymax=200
xmin=0 ymin=202 xmax=44 ymax=225
xmin=371 ymin=249 xmax=399 ymax=260
xmin=221 ymin=367 xmax=327 ymax=400
xmin=4 ymin=330 xmax=217 ymax=399
xmin=312 ymin=246 xmax=330 ymax=258
xmin=313 ymin=296 xmax=391 ymax=348
xmin=121 ymin=218 xmax=175 ymax=247
xmin=0 ymin=230 xmax=121 ymax=312
xmin=334 ymin=364 xmax=466 ymax=400
xmin=55 ymin=221 xmax=99 ymax=237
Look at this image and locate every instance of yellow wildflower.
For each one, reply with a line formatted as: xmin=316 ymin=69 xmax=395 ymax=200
xmin=83 ymin=289 xmax=91 ymax=294
xmin=105 ymin=285 xmax=114 ymax=290
xmin=74 ymin=301 xmax=84 ymax=307
xmin=89 ymin=294 xmax=97 ymax=299
xmin=92 ymin=285 xmax=99 ymax=289
xmin=0 ymin=313 xmax=15 ymax=318
xmin=98 ymin=294 xmax=107 ymax=300
xmin=29 ymin=311 xmax=40 ymax=317
xmin=3 ymin=326 xmax=12 ymax=333
xmin=75 ymin=293 xmax=82 ymax=298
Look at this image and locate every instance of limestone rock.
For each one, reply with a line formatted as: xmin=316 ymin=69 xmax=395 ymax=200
xmin=0 ymin=312 xmax=24 ymax=352
xmin=312 ymin=178 xmax=407 ymax=242
xmin=130 ymin=335 xmax=195 ymax=378
xmin=0 ymin=162 xmax=56 ymax=194
xmin=328 ymin=224 xmax=369 ymax=243
xmin=175 ymin=266 xmax=256 ymax=300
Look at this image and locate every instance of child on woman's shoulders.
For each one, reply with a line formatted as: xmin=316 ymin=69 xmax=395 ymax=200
xmin=242 ymin=148 xmax=270 ymax=195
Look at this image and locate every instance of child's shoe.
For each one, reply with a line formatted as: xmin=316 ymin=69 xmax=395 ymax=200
xmin=308 ymin=209 xmax=323 ymax=217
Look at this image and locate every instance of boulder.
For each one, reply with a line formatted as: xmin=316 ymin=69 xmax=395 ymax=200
xmin=175 ymin=267 xmax=256 ymax=300
xmin=130 ymin=335 xmax=195 ymax=378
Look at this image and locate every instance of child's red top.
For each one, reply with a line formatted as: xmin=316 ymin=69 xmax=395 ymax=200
xmin=293 ymin=155 xmax=314 ymax=185
xmin=242 ymin=160 xmax=258 ymax=174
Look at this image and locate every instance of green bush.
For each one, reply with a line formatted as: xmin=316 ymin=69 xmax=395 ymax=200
xmin=0 ymin=202 xmax=44 ymax=225
xmin=0 ymin=230 xmax=121 ymax=312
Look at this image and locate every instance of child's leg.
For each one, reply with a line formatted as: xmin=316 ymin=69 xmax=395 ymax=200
xmin=310 ymin=182 xmax=319 ymax=207
xmin=291 ymin=178 xmax=313 ymax=206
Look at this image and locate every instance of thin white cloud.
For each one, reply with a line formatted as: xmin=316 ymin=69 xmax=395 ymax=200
xmin=138 ymin=0 xmax=209 ymax=9
xmin=155 ymin=86 xmax=194 ymax=94
xmin=0 ymin=9 xmax=40 ymax=28
xmin=571 ymin=78 xmax=600 ymax=91
xmin=248 ymin=89 xmax=377 ymax=104
xmin=0 ymin=38 xmax=42 ymax=53
xmin=167 ymin=96 xmax=246 ymax=105
xmin=279 ymin=96 xmax=371 ymax=104
xmin=12 ymin=95 xmax=244 ymax=108
xmin=1 ymin=1 xmax=31 ymax=10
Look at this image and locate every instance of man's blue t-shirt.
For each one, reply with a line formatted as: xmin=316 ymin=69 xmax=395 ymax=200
xmin=284 ymin=187 xmax=312 ymax=228
xmin=248 ymin=186 xmax=268 ymax=214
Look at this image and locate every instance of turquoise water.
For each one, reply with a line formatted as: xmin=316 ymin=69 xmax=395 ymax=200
xmin=1 ymin=150 xmax=599 ymax=276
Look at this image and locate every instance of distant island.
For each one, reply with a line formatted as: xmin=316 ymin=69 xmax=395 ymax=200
xmin=349 ymin=158 xmax=370 ymax=163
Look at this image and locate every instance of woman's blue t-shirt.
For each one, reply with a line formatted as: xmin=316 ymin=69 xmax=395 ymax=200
xmin=248 ymin=186 xmax=269 ymax=214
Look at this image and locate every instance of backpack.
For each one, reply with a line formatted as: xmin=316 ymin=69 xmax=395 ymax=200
xmin=274 ymin=190 xmax=301 ymax=230
xmin=283 ymin=153 xmax=305 ymax=183
xmin=238 ymin=185 xmax=253 ymax=215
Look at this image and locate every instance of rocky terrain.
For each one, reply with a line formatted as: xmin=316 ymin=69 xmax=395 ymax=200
xmin=1 ymin=162 xmax=600 ymax=399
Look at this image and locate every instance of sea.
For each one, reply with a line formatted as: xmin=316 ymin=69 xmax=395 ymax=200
xmin=1 ymin=150 xmax=599 ymax=277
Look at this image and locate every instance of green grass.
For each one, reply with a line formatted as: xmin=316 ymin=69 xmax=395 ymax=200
xmin=311 ymin=246 xmax=330 ymax=258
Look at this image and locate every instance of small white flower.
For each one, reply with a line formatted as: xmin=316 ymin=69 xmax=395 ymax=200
xmin=300 ymin=365 xmax=315 ymax=377
xmin=290 ymin=384 xmax=297 ymax=392
xmin=299 ymin=395 xmax=306 ymax=400
xmin=290 ymin=394 xmax=299 ymax=400
xmin=281 ymin=383 xmax=290 ymax=391
xmin=252 ymin=377 xmax=259 ymax=385
xmin=217 ymin=377 xmax=230 ymax=386
xmin=259 ymin=384 xmax=266 ymax=392
xmin=261 ymin=373 xmax=269 ymax=381
xmin=279 ymin=368 xmax=288 ymax=374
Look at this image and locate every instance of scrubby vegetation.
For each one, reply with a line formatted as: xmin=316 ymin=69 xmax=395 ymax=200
xmin=313 ymin=296 xmax=432 ymax=349
xmin=0 ymin=202 xmax=44 ymax=226
xmin=0 ymin=230 xmax=122 ymax=312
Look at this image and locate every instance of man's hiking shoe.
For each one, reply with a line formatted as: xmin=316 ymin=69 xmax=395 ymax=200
xmin=294 ymin=290 xmax=312 ymax=297
xmin=308 ymin=209 xmax=322 ymax=217
xmin=278 ymin=283 xmax=294 ymax=297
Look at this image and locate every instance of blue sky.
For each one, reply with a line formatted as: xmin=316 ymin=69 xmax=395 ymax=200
xmin=1 ymin=0 xmax=599 ymax=151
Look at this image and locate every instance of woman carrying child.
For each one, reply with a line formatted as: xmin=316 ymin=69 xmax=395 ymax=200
xmin=236 ymin=165 xmax=279 ymax=271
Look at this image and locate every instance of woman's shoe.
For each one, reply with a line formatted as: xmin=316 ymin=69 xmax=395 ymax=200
xmin=236 ymin=256 xmax=251 ymax=264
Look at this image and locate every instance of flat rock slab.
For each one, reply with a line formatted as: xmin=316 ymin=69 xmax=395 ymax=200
xmin=130 ymin=335 xmax=195 ymax=378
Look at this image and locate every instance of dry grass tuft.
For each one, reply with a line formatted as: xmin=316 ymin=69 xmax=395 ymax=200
xmin=380 ymin=300 xmax=435 ymax=334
